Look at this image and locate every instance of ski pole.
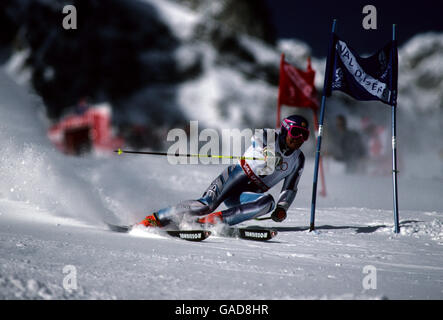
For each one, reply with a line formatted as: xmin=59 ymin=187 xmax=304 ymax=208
xmin=114 ymin=148 xmax=265 ymax=161
xmin=254 ymin=216 xmax=272 ymax=221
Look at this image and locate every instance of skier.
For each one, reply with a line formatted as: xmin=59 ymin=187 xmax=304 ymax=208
xmin=139 ymin=115 xmax=309 ymax=228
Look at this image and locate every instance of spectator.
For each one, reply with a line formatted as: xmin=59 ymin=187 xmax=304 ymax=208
xmin=329 ymin=114 xmax=366 ymax=173
xmin=75 ymin=97 xmax=89 ymax=115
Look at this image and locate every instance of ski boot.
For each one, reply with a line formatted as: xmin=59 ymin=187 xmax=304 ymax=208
xmin=139 ymin=213 xmax=162 ymax=227
xmin=197 ymin=211 xmax=223 ymax=225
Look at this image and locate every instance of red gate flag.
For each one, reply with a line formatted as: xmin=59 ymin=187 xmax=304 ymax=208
xmin=276 ymin=53 xmax=326 ymax=197
xmin=278 ymin=54 xmax=319 ymax=111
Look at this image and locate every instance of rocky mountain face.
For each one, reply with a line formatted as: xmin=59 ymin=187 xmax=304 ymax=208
xmin=398 ymin=33 xmax=443 ymax=114
xmin=2 ymin=0 xmax=181 ymax=118
xmin=1 ymin=0 xmax=442 ymax=151
xmin=1 ymin=1 xmax=280 ymax=127
xmin=173 ymin=0 xmax=276 ymax=44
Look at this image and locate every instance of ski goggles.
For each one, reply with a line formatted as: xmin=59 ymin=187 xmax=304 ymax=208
xmin=282 ymin=119 xmax=310 ymax=141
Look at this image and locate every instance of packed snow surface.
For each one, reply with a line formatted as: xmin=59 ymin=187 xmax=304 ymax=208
xmin=1 ymin=70 xmax=442 ymax=300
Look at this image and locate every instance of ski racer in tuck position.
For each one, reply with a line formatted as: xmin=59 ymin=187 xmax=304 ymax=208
xmin=139 ymin=115 xmax=310 ymax=228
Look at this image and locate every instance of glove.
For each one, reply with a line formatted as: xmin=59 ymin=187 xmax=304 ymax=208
xmin=271 ymin=206 xmax=287 ymax=222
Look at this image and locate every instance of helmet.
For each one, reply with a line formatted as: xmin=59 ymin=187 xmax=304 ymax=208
xmin=280 ymin=115 xmax=310 ymax=142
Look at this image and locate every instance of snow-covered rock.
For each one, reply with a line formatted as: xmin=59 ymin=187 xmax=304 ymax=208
xmin=398 ymin=32 xmax=443 ymax=114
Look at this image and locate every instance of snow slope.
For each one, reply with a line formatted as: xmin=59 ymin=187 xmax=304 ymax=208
xmin=1 ymin=69 xmax=443 ymax=300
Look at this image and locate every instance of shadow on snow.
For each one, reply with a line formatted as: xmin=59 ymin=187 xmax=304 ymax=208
xmin=249 ymin=220 xmax=422 ymax=234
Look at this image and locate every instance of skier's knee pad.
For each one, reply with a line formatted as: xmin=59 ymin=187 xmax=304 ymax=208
xmin=222 ymin=193 xmax=275 ymax=226
xmin=251 ymin=193 xmax=275 ymax=213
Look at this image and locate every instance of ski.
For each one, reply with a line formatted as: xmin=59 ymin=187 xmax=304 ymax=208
xmin=107 ymin=223 xmax=132 ymax=233
xmin=106 ymin=223 xmax=211 ymax=242
xmin=106 ymin=223 xmax=276 ymax=242
xmin=222 ymin=227 xmax=278 ymax=241
xmin=166 ymin=230 xmax=211 ymax=241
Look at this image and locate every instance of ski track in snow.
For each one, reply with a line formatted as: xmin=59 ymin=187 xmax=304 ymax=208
xmin=1 ymin=200 xmax=442 ymax=299
xmin=1 ymin=68 xmax=443 ymax=300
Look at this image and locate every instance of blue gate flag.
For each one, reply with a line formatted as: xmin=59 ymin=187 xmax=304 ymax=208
xmin=325 ymin=34 xmax=398 ymax=106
